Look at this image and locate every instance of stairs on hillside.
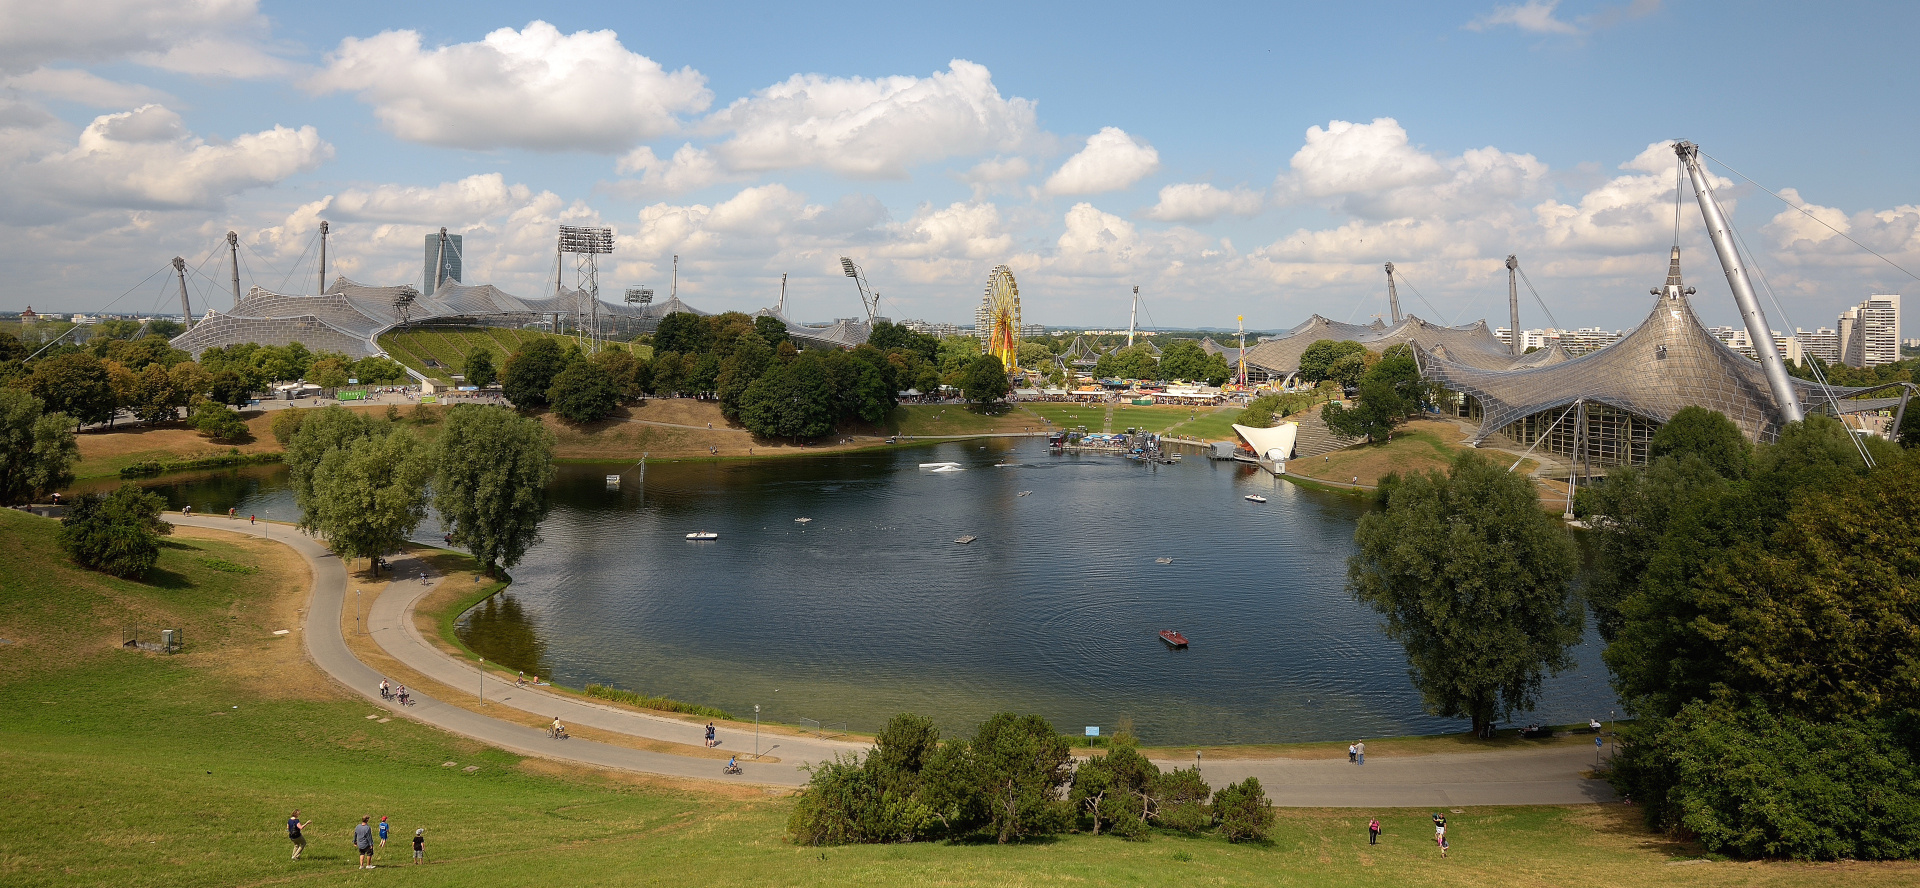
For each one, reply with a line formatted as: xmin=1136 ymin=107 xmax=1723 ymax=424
xmin=1288 ymin=406 xmax=1362 ymax=459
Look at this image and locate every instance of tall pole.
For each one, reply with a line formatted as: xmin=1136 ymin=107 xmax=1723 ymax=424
xmin=317 ymin=221 xmax=328 ymax=295
xmin=1127 ymin=286 xmax=1138 ymax=347
xmin=671 ymin=255 xmax=678 ymax=301
xmin=1506 ymin=254 xmax=1521 ymax=356
xmin=1675 ymin=141 xmax=1803 ymax=425
xmin=433 ymin=227 xmax=448 ymax=298
xmin=227 ymin=231 xmax=242 ymax=306
xmin=778 ymin=273 xmax=787 ymax=317
xmin=1236 ymin=315 xmax=1246 ymax=387
xmin=172 ymin=257 xmax=194 ymax=327
xmin=1384 ymin=263 xmax=1402 ymax=324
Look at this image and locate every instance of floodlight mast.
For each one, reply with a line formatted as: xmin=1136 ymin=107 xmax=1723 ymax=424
xmin=1675 ymin=141 xmax=1803 ymax=425
xmin=317 ymin=221 xmax=328 ymax=296
xmin=172 ymin=257 xmax=194 ymax=327
xmin=557 ymin=225 xmax=615 ymax=353
xmin=1127 ymin=286 xmax=1139 ymax=347
xmin=839 ymin=256 xmax=881 ymax=323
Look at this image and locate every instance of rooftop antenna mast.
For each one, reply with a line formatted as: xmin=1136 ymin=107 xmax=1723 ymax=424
xmin=839 ymin=256 xmax=881 ymax=323
xmin=172 ymin=257 xmax=195 ymax=327
xmin=1128 ymin=286 xmax=1139 ymax=346
xmin=1506 ymin=255 xmax=1521 ymax=356
xmin=671 ymin=254 xmax=678 ymax=301
xmin=1384 ymin=262 xmax=1402 ymax=324
xmin=227 ymin=231 xmax=242 ymax=307
xmin=317 ymin=221 xmax=329 ymax=295
xmin=1675 ymin=141 xmax=1802 ymax=425
xmin=1237 ymin=314 xmax=1246 ymax=387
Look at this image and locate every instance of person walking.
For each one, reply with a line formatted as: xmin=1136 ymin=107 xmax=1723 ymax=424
xmin=288 ymin=810 xmax=311 ymax=860
xmin=1357 ymin=740 xmax=1366 ymax=765
xmin=1433 ymin=813 xmax=1448 ymax=858
xmin=353 ymin=816 xmax=375 ymax=868
xmin=412 ymin=828 xmax=425 ymax=864
xmin=1348 ymin=743 xmax=1357 ymax=764
xmin=250 ymin=514 xmax=256 ymax=525
xmin=705 ymin=722 xmax=716 ymax=747
xmin=378 ymin=816 xmax=389 ymax=848
xmin=1368 ymin=817 xmax=1380 ymax=845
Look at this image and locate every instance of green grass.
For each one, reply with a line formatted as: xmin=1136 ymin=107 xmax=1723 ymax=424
xmin=1017 ymin=402 xmax=1105 ymax=430
xmin=882 ymin=404 xmax=1030 ymax=437
xmin=1168 ymin=406 xmax=1246 ymax=442
xmin=377 ymin=326 xmax=651 ymax=383
xmin=1107 ymin=403 xmax=1201 ymax=433
xmin=3 ymin=508 xmax=1908 ymax=887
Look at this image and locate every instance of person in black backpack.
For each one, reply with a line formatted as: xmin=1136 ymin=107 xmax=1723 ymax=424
xmin=288 ymin=810 xmax=311 ymax=860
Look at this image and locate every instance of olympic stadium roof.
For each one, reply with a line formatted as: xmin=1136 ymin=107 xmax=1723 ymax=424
xmin=1238 ymin=313 xmax=1536 ymax=380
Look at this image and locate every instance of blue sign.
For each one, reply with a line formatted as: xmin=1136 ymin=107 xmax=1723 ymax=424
xmin=1085 ymin=726 xmax=1100 ymax=737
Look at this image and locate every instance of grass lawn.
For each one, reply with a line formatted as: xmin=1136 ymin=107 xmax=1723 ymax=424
xmin=69 ymin=411 xmax=282 ymax=480
xmin=377 ymin=326 xmax=650 ymax=383
xmin=1166 ymin=406 xmax=1245 ymax=441
xmin=1287 ymin=420 xmax=1537 ymax=487
xmin=3 ymin=508 xmax=1914 ymax=886
xmin=1108 ymin=404 xmax=1204 ymax=433
xmin=1017 ymin=402 xmax=1105 ymax=430
xmin=883 ymin=404 xmax=1035 ymax=437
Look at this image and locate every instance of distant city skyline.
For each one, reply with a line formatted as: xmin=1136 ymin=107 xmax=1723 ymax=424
xmin=0 ymin=1 xmax=1914 ymax=341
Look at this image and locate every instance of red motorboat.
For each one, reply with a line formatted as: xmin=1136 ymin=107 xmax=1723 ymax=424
xmin=1158 ymin=629 xmax=1189 ymax=648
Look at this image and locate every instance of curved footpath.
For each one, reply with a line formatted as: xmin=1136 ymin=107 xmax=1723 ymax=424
xmin=166 ymin=514 xmax=1616 ymax=804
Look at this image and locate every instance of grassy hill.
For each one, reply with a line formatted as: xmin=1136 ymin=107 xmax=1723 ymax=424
xmin=378 ymin=325 xmax=651 ymax=383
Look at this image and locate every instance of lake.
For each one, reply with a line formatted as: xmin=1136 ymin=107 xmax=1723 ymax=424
xmin=136 ymin=438 xmax=1619 ymax=745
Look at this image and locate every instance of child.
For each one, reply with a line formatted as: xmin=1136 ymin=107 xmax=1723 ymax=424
xmin=413 ymin=828 xmax=425 ymax=864
xmin=378 ymin=816 xmax=388 ymax=847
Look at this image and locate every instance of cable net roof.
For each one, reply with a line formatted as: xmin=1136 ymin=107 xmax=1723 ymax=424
xmin=1239 ymin=314 xmax=1523 ymax=378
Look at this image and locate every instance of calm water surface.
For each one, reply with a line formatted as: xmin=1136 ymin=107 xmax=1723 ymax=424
xmin=139 ymin=439 xmax=1618 ymax=745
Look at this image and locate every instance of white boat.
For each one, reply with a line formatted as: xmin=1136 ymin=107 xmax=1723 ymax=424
xmin=794 ymin=517 xmax=812 ymax=523
xmin=954 ymin=535 xmax=978 ymax=544
xmin=1017 ymin=490 xmax=1032 ymax=497
xmin=685 ymin=531 xmax=719 ymax=541
xmin=929 ymin=464 xmax=964 ymax=473
xmin=919 ymin=462 xmax=961 ymax=469
xmin=1155 ymin=557 xmax=1173 ymax=564
xmin=1244 ymin=494 xmax=1268 ymax=503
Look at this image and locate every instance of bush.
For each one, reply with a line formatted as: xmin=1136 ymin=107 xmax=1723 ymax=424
xmin=581 ymin=683 xmax=730 ymax=719
xmin=1151 ymin=767 xmax=1213 ymax=834
xmin=789 ymin=713 xmax=943 ymax=846
xmin=547 ymin=360 xmax=621 ymax=424
xmin=1611 ymin=702 xmax=1920 ymax=860
xmin=58 ymin=483 xmax=171 ymax=579
xmin=269 ymin=406 xmax=308 ymax=445
xmin=1213 ymin=777 xmax=1274 ymax=843
xmin=189 ymin=400 xmax=249 ymax=442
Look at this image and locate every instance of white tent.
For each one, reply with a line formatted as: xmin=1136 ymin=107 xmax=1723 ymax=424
xmin=1231 ymin=422 xmax=1298 ymax=462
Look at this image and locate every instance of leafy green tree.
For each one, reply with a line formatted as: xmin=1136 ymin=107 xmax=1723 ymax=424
xmin=686 ymin=352 xmax=722 ymax=394
xmin=434 ymin=405 xmax=555 ymax=577
xmin=1297 ymin=339 xmax=1368 ymax=383
xmin=960 ymin=354 xmax=1011 ymax=406
xmin=27 ymin=351 xmax=116 ymax=428
xmin=546 ymin=359 xmax=622 ymax=424
xmin=0 ymin=328 xmax=26 ymax=362
xmin=0 ymin=390 xmax=77 ymax=505
xmin=937 ymin=335 xmax=982 ymax=376
xmin=306 ymin=357 xmax=350 ymax=390
xmin=653 ymin=312 xmax=711 ymax=354
xmin=1348 ymin=450 xmax=1583 ymax=736
xmin=127 ymin=362 xmax=189 ymax=424
xmin=831 ymin=347 xmax=897 ymax=424
xmin=502 ymin=337 xmax=571 ymax=408
xmin=1650 ymin=405 xmax=1752 ymax=479
xmin=285 ymin=405 xmax=379 ymax=524
xmin=925 ymin=712 xmax=1074 ymax=844
xmin=146 ymin=318 xmax=185 ymax=339
xmin=787 ymin=712 xmax=943 ymax=846
xmin=350 ymin=355 xmax=409 ymax=385
xmin=306 ymin=429 xmax=434 ymax=570
xmin=1094 ymin=344 xmax=1158 ymax=380
xmin=1158 ymin=339 xmax=1212 ymax=381
xmin=1575 ymin=454 xmax=1733 ymax=642
xmin=1213 ymin=778 xmax=1274 ymax=843
xmin=189 ymin=400 xmax=249 ymax=442
xmin=717 ymin=332 xmax=772 ymax=420
xmin=270 ymin=406 xmax=309 ymax=445
xmin=205 ymin=368 xmax=255 ymax=407
xmin=58 ymin=482 xmax=171 ymax=579
xmin=1150 ymin=767 xmax=1213 ymax=833
xmin=867 ymin=320 xmax=937 ymax=363
xmin=649 ymin=350 xmax=685 ymax=395
xmin=754 ymin=314 xmax=791 ymax=351
xmin=589 ymin=349 xmax=641 ymax=399
xmin=740 ymin=352 xmax=835 ymax=439
xmin=463 ymin=347 xmax=498 ymax=388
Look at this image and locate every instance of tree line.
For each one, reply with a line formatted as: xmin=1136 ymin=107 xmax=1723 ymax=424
xmin=1347 ymin=405 xmax=1920 ymax=860
xmin=788 ymin=712 xmax=1272 ymax=846
xmin=492 ymin=313 xmax=1015 ymax=438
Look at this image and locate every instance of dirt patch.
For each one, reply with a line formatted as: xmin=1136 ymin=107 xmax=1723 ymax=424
xmin=515 ymin=756 xmax=783 ymax=800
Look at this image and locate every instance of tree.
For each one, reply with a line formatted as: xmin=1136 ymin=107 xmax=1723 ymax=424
xmin=754 ymin=314 xmax=791 ymax=351
xmin=1574 ymin=454 xmax=1733 ymax=642
xmin=925 ymin=712 xmax=1074 ymax=844
xmin=717 ymin=333 xmax=772 ymax=420
xmin=502 ymin=337 xmax=571 ymax=408
xmin=589 ymin=349 xmax=641 ymax=400
xmin=740 ymin=352 xmax=835 ymax=439
xmin=351 ymin=356 xmax=409 ymax=385
xmin=547 ymin=359 xmax=622 ymax=424
xmin=189 ymin=400 xmax=250 ymax=442
xmin=960 ymin=354 xmax=1011 ymax=406
xmin=1213 ymin=778 xmax=1274 ymax=843
xmin=1348 ymin=450 xmax=1583 ymax=736
xmin=831 ymin=347 xmax=897 ymax=424
xmin=787 ymin=712 xmax=943 ymax=846
xmin=127 ymin=362 xmax=188 ymax=424
xmin=27 ymin=351 xmax=115 ymax=428
xmin=434 ymin=405 xmax=555 ymax=577
xmin=649 ymin=350 xmax=684 ymax=396
xmin=58 ymin=483 xmax=171 ymax=579
xmin=270 ymin=406 xmax=309 ymax=445
xmin=306 ymin=356 xmax=350 ymax=390
xmin=205 ymin=368 xmax=254 ymax=408
xmin=1297 ymin=339 xmax=1368 ymax=383
xmin=866 ymin=320 xmax=936 ymax=363
xmin=653 ymin=312 xmax=711 ymax=354
xmin=937 ymin=335 xmax=982 ymax=376
xmin=1650 ymin=405 xmax=1751 ymax=479
xmin=285 ymin=405 xmax=379 ymax=522
xmin=463 ymin=347 xmax=498 ymax=388
xmin=306 ymin=429 xmax=434 ymax=570
xmin=1150 ymin=767 xmax=1213 ymax=833
xmin=1094 ymin=344 xmax=1158 ymax=381
xmin=0 ymin=390 xmax=77 ymax=505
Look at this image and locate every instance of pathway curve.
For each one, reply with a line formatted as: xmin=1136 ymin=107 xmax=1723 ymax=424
xmin=164 ymin=514 xmax=1618 ymax=805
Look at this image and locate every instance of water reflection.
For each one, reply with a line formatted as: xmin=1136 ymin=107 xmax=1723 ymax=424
xmin=456 ymin=594 xmax=548 ymax=678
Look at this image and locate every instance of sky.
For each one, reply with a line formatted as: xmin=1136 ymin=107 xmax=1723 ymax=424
xmin=2 ymin=0 xmax=1916 ymax=336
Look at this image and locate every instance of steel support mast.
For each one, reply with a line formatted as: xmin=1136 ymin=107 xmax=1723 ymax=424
xmin=227 ymin=231 xmax=242 ymax=306
xmin=317 ymin=221 xmax=328 ymax=295
xmin=1127 ymin=286 xmax=1139 ymax=346
xmin=1384 ymin=262 xmax=1402 ymax=324
xmin=172 ymin=257 xmax=194 ymax=327
xmin=1506 ymin=254 xmax=1521 ymax=356
xmin=1676 ymin=141 xmax=1802 ymax=425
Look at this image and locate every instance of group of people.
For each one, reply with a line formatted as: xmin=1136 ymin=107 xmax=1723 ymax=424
xmin=1346 ymin=740 xmax=1366 ymax=765
xmin=378 ymin=678 xmax=410 ymax=706
xmin=288 ymin=811 xmax=425 ymax=866
xmin=1361 ymin=814 xmax=1451 ymax=857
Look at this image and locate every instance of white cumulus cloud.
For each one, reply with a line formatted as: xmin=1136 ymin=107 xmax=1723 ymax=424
xmin=1045 ymin=127 xmax=1160 ymax=196
xmin=613 ymin=143 xmax=726 ymax=196
xmin=308 ymin=20 xmax=711 ymax=152
xmin=1465 ymin=1 xmax=1581 ymax=35
xmin=0 ymin=0 xmax=289 ymax=76
xmin=327 ymin=173 xmax=534 ymax=223
xmin=1 ymin=67 xmax=173 ymax=107
xmin=1144 ymin=183 xmax=1265 ymax=222
xmin=18 ymin=104 xmax=330 ymax=212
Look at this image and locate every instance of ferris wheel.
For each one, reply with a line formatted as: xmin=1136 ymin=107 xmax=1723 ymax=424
xmin=983 ymin=264 xmax=1021 ymax=372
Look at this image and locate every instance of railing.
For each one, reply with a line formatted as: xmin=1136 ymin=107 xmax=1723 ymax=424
xmin=798 ymin=718 xmax=848 ymax=741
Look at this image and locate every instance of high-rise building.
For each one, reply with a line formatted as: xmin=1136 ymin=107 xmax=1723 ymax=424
xmin=423 ymin=232 xmax=464 ymax=298
xmin=1794 ymin=327 xmax=1841 ymax=363
xmin=1838 ymin=294 xmax=1900 ymax=367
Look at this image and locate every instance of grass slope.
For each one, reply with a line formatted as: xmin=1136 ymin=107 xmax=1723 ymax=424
xmin=2 ymin=509 xmax=1913 ymax=886
xmin=378 ymin=326 xmax=650 ymax=383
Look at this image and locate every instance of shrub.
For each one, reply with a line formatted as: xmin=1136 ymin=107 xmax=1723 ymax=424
xmin=58 ymin=483 xmax=171 ymax=579
xmin=1151 ymin=767 xmax=1213 ymax=834
xmin=1611 ymin=702 xmax=1920 ymax=860
xmin=789 ymin=713 xmax=943 ymax=846
xmin=189 ymin=400 xmax=249 ymax=442
xmin=1213 ymin=777 xmax=1274 ymax=843
xmin=269 ymin=406 xmax=308 ymax=445
xmin=547 ymin=360 xmax=621 ymax=424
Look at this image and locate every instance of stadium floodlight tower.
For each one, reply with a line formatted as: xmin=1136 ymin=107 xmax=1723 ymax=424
xmin=1675 ymin=141 xmax=1802 ymax=425
xmin=557 ymin=225 xmax=615 ymax=352
xmin=839 ymin=256 xmax=882 ymax=323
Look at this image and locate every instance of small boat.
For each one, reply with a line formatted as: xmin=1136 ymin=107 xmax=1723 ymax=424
xmin=919 ymin=461 xmax=962 ymax=469
xmin=685 ymin=531 xmax=719 ymax=541
xmin=794 ymin=517 xmax=812 ymax=523
xmin=1017 ymin=490 xmax=1032 ymax=497
xmin=1244 ymin=494 xmax=1268 ymax=503
xmin=930 ymin=464 xmax=964 ymax=473
xmin=954 ymin=535 xmax=977 ymax=544
xmin=1155 ymin=557 xmax=1173 ymax=564
xmin=1158 ymin=629 xmax=1189 ymax=647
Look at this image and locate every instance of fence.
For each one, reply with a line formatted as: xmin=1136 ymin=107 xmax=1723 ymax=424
xmin=122 ymin=623 xmax=183 ymax=654
xmin=798 ymin=718 xmax=848 ymax=741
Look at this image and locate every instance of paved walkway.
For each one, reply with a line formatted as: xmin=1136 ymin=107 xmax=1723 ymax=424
xmin=165 ymin=514 xmax=1619 ymax=805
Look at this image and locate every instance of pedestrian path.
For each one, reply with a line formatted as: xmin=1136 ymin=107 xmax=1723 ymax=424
xmin=163 ymin=514 xmax=1619 ymax=805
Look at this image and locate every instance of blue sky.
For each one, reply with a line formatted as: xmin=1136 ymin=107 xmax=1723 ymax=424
xmin=3 ymin=0 xmax=1915 ymax=336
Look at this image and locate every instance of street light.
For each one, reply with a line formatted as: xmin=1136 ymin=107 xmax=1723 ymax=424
xmin=754 ymin=704 xmax=761 ymax=759
xmin=478 ymin=657 xmax=484 ymax=704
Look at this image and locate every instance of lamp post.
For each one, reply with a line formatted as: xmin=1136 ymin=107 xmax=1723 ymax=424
xmin=478 ymin=657 xmax=484 ymax=704
xmin=354 ymin=588 xmax=361 ymax=636
xmin=754 ymin=705 xmax=761 ymax=759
